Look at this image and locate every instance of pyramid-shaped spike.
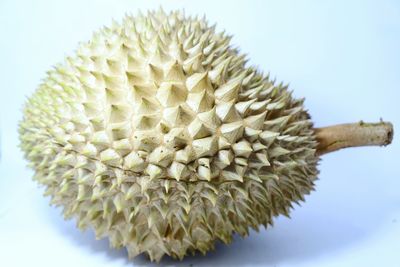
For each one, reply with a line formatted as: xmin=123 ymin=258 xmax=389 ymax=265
xmin=168 ymin=161 xmax=187 ymax=181
xmin=232 ymin=140 xmax=253 ymax=157
xmin=103 ymin=73 xmax=125 ymax=91
xmin=145 ymin=164 xmax=163 ymax=180
xmin=259 ymin=131 xmax=280 ymax=148
xmin=186 ymin=90 xmax=214 ymax=113
xmin=131 ymin=83 xmax=157 ymax=101
xmin=188 ymin=117 xmax=213 ymax=139
xmin=256 ymin=152 xmax=270 ymax=166
xmin=183 ymin=53 xmax=202 ymax=74
xmin=156 ymin=82 xmax=187 ymax=107
xmin=126 ymin=70 xmax=146 ymax=86
xmin=244 ymin=127 xmax=262 ymax=142
xmin=217 ymin=150 xmax=233 ymax=168
xmin=252 ymin=141 xmax=267 ymax=151
xmin=127 ymin=53 xmax=143 ymax=71
xmin=164 ymin=61 xmax=185 ymax=82
xmin=123 ymin=151 xmax=146 ymax=171
xmin=136 ymin=97 xmax=160 ymax=115
xmin=100 ymin=148 xmax=121 ymax=166
xmin=250 ymin=99 xmax=272 ymax=112
xmin=105 ymin=87 xmax=126 ymax=104
xmin=216 ymin=100 xmax=242 ymax=123
xmin=220 ymin=121 xmax=244 ymax=143
xmin=163 ymin=105 xmax=193 ymax=126
xmin=150 ymin=45 xmax=171 ymax=65
xmin=91 ymin=130 xmax=111 ymax=146
xmin=109 ymin=104 xmax=131 ymax=123
xmin=134 ymin=114 xmax=160 ymax=130
xmin=81 ymin=143 xmax=98 ymax=157
xmin=214 ymin=77 xmax=242 ymax=102
xmin=186 ymin=72 xmax=213 ymax=93
xmin=244 ymin=111 xmax=267 ymax=130
xmin=235 ymin=98 xmax=257 ymax=116
xmin=164 ymin=128 xmax=188 ymax=148
xmin=197 ymin=107 xmax=220 ymax=127
xmin=174 ymin=145 xmax=194 ymax=164
xmin=113 ymin=138 xmax=132 ymax=156
xmin=147 ymin=63 xmax=164 ymax=85
xmin=192 ymin=136 xmax=218 ymax=157
xmin=169 ymin=41 xmax=186 ymax=63
xmin=208 ymin=57 xmax=231 ymax=85
xmin=148 ymin=146 xmax=174 ymax=167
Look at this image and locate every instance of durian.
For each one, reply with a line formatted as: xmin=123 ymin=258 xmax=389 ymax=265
xmin=19 ymin=9 xmax=393 ymax=262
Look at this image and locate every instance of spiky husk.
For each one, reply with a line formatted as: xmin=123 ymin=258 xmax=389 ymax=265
xmin=19 ymin=9 xmax=319 ymax=262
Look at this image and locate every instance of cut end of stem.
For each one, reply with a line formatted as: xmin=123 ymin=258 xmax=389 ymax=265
xmin=315 ymin=120 xmax=394 ymax=156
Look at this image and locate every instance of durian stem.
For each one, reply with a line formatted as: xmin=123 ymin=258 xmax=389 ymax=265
xmin=314 ymin=121 xmax=394 ymax=156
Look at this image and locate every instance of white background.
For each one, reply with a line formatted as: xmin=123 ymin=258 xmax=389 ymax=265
xmin=0 ymin=0 xmax=399 ymax=266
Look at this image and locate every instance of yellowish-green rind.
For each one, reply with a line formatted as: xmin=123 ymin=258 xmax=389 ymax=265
xmin=19 ymin=9 xmax=319 ymax=262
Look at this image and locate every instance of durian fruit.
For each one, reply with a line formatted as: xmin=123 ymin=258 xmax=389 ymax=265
xmin=19 ymin=9 xmax=393 ymax=262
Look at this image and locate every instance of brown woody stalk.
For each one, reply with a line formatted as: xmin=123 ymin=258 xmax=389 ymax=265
xmin=315 ymin=121 xmax=394 ymax=155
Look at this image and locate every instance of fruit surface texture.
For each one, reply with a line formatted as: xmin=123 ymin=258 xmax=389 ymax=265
xmin=19 ymin=9 xmax=319 ymax=261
